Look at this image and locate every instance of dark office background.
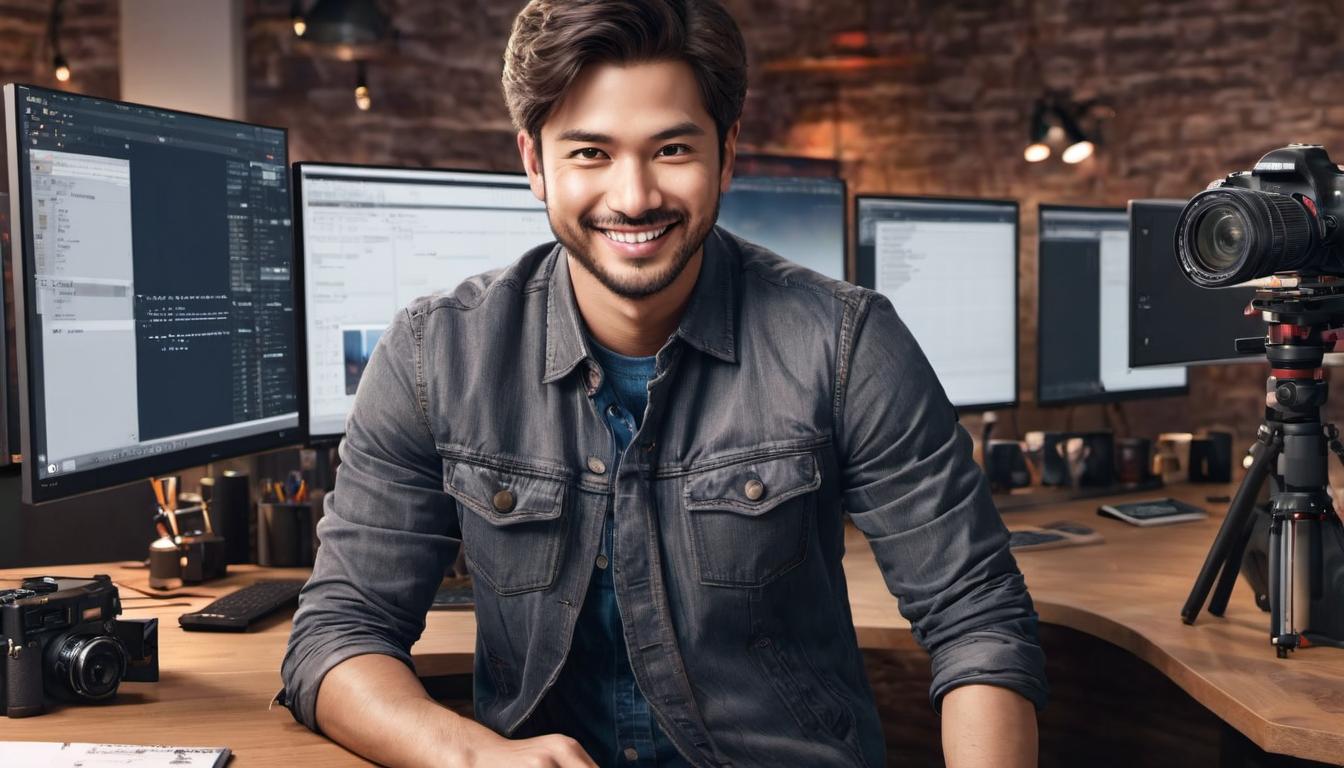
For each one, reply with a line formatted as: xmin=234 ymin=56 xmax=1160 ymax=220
xmin=2 ymin=3 xmax=1340 ymax=763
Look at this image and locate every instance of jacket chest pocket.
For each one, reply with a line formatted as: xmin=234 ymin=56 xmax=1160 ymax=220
xmin=683 ymin=451 xmax=821 ymax=588
xmin=444 ymin=459 xmax=569 ymax=596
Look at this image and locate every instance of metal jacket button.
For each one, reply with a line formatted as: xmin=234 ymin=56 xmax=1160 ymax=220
xmin=492 ymin=489 xmax=515 ymax=512
xmin=588 ymin=456 xmax=607 ymax=474
xmin=744 ymin=479 xmax=766 ymax=501
xmin=596 ymin=554 xmax=609 ymax=569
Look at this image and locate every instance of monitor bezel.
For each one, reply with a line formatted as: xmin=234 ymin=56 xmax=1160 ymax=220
xmin=1035 ymin=203 xmax=1189 ymax=407
xmin=852 ymin=193 xmax=1020 ymax=412
xmin=718 ymin=173 xmax=849 ymax=283
xmin=5 ymin=83 xmax=303 ymax=504
xmin=293 ymin=161 xmax=545 ymax=446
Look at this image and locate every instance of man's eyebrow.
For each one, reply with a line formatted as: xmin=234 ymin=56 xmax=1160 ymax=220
xmin=651 ymin=122 xmax=706 ymax=141
xmin=556 ymin=129 xmax=613 ymax=144
xmin=555 ymin=122 xmax=707 ymax=144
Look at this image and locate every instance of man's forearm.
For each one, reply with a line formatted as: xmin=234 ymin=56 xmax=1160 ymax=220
xmin=314 ymin=653 xmax=484 ymax=767
xmin=940 ymin=684 xmax=1038 ymax=768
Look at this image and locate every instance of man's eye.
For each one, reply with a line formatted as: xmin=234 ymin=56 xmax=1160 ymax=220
xmin=572 ymin=147 xmax=607 ymax=160
xmin=658 ymin=144 xmax=691 ymax=157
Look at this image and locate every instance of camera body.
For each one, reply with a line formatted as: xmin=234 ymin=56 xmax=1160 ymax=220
xmin=1177 ymin=144 xmax=1344 ymax=287
xmin=1 ymin=574 xmax=158 ymax=717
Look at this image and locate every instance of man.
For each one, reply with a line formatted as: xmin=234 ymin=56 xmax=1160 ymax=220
xmin=280 ymin=1 xmax=1047 ymax=766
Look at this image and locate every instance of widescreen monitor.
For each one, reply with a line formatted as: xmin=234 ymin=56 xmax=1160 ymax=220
xmin=4 ymin=84 xmax=300 ymax=502
xmin=854 ymin=195 xmax=1018 ymax=410
xmin=718 ymin=175 xmax=846 ymax=281
xmin=1037 ymin=205 xmax=1187 ymax=405
xmin=295 ymin=163 xmax=550 ymax=442
xmin=1129 ymin=199 xmax=1262 ymax=367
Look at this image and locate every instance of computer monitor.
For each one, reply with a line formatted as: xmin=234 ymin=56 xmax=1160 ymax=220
xmin=718 ymin=175 xmax=846 ymax=281
xmin=1129 ymin=199 xmax=1262 ymax=367
xmin=295 ymin=163 xmax=551 ymax=442
xmin=1037 ymin=205 xmax=1187 ymax=406
xmin=4 ymin=84 xmax=301 ymax=503
xmin=854 ymin=195 xmax=1018 ymax=410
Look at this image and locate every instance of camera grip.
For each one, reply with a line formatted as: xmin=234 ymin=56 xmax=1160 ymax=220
xmin=4 ymin=639 xmax=45 ymax=717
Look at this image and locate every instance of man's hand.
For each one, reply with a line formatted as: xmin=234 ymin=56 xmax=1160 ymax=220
xmin=455 ymin=731 xmax=598 ymax=768
xmin=940 ymin=684 xmax=1038 ymax=768
xmin=315 ymin=653 xmax=596 ymax=768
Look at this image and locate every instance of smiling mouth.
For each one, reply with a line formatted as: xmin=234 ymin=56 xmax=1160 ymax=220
xmin=598 ymin=223 xmax=675 ymax=245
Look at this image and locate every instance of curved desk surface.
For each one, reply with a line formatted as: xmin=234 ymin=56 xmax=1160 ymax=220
xmin=3 ymin=483 xmax=1342 ymax=765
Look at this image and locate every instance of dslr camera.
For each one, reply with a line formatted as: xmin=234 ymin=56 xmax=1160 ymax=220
xmin=1177 ymin=144 xmax=1344 ymax=287
xmin=2 ymin=574 xmax=158 ymax=717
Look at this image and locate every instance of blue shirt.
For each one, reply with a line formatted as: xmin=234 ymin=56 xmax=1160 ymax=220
xmin=535 ymin=338 xmax=688 ymax=766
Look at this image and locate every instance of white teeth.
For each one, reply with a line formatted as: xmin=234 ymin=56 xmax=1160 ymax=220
xmin=603 ymin=225 xmax=669 ymax=245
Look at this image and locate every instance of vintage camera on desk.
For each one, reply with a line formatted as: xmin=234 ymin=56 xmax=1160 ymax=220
xmin=1 ymin=575 xmax=158 ymax=717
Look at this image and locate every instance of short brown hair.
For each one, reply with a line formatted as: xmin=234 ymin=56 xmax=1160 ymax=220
xmin=502 ymin=0 xmax=748 ymax=148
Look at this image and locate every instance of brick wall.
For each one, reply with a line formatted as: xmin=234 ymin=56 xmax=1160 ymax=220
xmin=247 ymin=0 xmax=1344 ymax=454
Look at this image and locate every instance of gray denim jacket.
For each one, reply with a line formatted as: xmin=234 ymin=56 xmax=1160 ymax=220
xmin=279 ymin=228 xmax=1047 ymax=768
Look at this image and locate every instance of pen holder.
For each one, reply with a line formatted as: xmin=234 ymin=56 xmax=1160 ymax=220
xmin=257 ymin=502 xmax=316 ymax=567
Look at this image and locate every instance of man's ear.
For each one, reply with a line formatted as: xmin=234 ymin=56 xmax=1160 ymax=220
xmin=517 ymin=130 xmax=546 ymax=202
xmin=719 ymin=121 xmax=741 ymax=194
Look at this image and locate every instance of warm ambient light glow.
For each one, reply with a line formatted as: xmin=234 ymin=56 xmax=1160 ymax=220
xmin=53 ymin=55 xmax=70 ymax=83
xmin=354 ymin=84 xmax=371 ymax=111
xmin=293 ymin=17 xmax=307 ymax=36
xmin=1024 ymin=142 xmax=1051 ymax=162
xmin=1062 ymin=140 xmax=1095 ymax=164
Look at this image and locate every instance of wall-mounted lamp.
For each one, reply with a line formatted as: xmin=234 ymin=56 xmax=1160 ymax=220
xmin=1023 ymin=93 xmax=1110 ymax=166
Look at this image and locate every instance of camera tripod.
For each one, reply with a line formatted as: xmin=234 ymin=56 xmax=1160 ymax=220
xmin=1181 ymin=285 xmax=1344 ymax=657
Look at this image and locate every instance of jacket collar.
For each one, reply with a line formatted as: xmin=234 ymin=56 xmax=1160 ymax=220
xmin=542 ymin=227 xmax=738 ymax=384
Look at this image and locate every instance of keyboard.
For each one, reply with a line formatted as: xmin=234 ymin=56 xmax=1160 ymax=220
xmin=179 ymin=579 xmax=305 ymax=632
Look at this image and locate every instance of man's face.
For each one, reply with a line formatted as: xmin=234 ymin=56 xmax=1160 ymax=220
xmin=519 ymin=60 xmax=737 ymax=299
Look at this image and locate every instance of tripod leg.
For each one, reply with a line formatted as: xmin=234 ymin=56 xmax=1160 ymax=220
xmin=1182 ymin=431 xmax=1278 ymax=625
xmin=1209 ymin=501 xmax=1260 ymax=617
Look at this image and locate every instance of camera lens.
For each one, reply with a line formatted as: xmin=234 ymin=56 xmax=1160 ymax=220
xmin=1177 ymin=188 xmax=1314 ymax=287
xmin=1195 ymin=205 xmax=1248 ymax=271
xmin=46 ymin=634 xmax=127 ymax=701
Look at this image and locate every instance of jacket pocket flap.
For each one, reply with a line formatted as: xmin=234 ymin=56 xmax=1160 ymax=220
xmin=445 ymin=460 xmax=565 ymax=527
xmin=684 ymin=452 xmax=820 ymax=516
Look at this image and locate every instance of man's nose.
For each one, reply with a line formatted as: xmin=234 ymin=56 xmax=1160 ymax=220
xmin=606 ymin=157 xmax=663 ymax=219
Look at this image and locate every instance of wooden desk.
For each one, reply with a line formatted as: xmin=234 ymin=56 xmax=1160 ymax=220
xmin=2 ymin=484 xmax=1342 ymax=765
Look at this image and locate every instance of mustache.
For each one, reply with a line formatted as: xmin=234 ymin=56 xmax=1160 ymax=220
xmin=582 ymin=211 xmax=683 ymax=230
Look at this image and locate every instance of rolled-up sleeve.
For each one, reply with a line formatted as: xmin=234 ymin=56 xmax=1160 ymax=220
xmin=279 ymin=306 xmax=459 ymax=731
xmin=836 ymin=294 xmax=1048 ymax=712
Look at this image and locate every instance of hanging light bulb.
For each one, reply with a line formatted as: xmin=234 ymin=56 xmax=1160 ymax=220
xmin=53 ymin=53 xmax=71 ymax=83
xmin=1023 ymin=99 xmax=1051 ymax=163
xmin=49 ymin=0 xmax=70 ymax=83
xmin=354 ymin=61 xmax=371 ymax=111
xmin=291 ymin=0 xmax=307 ymax=36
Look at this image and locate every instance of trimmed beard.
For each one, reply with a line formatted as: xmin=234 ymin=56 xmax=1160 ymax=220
xmin=547 ymin=196 xmax=720 ymax=300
